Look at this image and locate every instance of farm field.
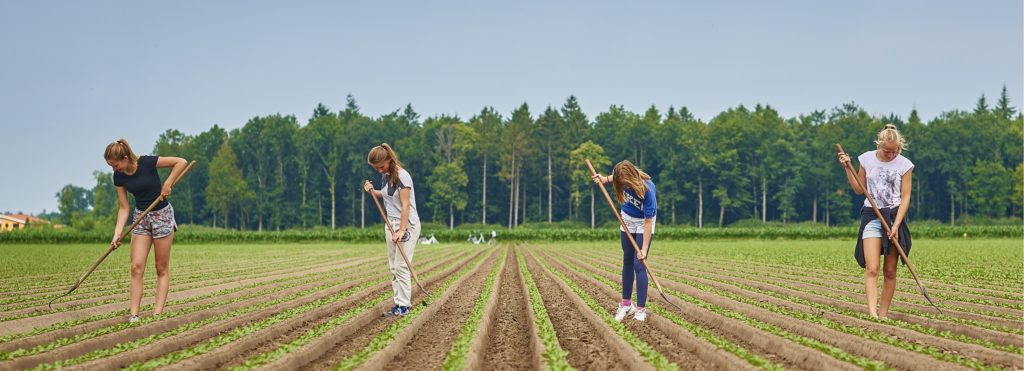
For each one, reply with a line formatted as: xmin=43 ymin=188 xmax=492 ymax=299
xmin=0 ymin=239 xmax=1020 ymax=370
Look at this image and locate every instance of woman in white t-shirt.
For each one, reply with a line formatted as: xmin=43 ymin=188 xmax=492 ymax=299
xmin=363 ymin=143 xmax=421 ymax=317
xmin=837 ymin=124 xmax=914 ymax=319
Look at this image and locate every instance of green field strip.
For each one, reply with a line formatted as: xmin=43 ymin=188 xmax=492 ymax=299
xmin=687 ymin=255 xmax=1024 ymax=303
xmin=225 ymin=251 xmax=488 ymax=371
xmin=440 ymin=247 xmax=505 ymax=370
xmin=544 ymin=250 xmax=890 ymax=371
xmin=592 ymin=250 xmax=1024 ymax=334
xmin=646 ymin=254 xmax=1024 ymax=337
xmin=516 ymin=248 xmax=575 ymax=371
xmin=586 ymin=249 xmax=1023 ymax=354
xmin=683 ymin=255 xmax=1024 ymax=309
xmin=613 ymin=259 xmax=1015 ymax=369
xmin=0 ymin=255 xmax=372 ymax=319
xmin=0 ymin=250 xmax=453 ymax=345
xmin=1 ymin=256 xmax=328 ymax=296
xmin=27 ymin=251 xmax=467 ymax=370
xmin=0 ymin=258 xmax=393 ymax=361
xmin=118 ymin=251 xmax=470 ymax=371
xmin=0 ymin=256 xmax=359 ymax=312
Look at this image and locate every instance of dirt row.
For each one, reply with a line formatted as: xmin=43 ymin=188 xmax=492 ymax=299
xmin=478 ymin=246 xmax=541 ymax=370
xmin=568 ymin=249 xmax=1020 ymax=370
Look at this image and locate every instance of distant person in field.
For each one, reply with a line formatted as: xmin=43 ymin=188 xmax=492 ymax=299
xmin=592 ymin=160 xmax=657 ymax=322
xmin=838 ymin=124 xmax=914 ymax=319
xmin=364 ymin=143 xmax=421 ymax=317
xmin=104 ymin=139 xmax=189 ymax=324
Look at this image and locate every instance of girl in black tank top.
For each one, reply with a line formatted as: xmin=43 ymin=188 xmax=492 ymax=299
xmin=104 ymin=139 xmax=189 ymax=323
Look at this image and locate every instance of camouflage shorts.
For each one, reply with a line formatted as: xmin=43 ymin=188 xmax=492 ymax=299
xmin=132 ymin=204 xmax=177 ymax=239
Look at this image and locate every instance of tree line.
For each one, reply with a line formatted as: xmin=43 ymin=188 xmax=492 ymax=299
xmin=56 ymin=87 xmax=1023 ymax=231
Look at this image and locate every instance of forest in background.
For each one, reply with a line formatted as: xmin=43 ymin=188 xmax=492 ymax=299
xmin=49 ymin=87 xmax=1023 ymax=232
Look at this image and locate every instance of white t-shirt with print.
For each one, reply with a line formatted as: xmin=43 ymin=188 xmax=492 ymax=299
xmin=858 ymin=151 xmax=914 ymax=209
xmin=381 ymin=169 xmax=420 ymax=226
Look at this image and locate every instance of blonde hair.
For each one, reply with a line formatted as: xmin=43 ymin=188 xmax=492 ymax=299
xmin=612 ymin=160 xmax=651 ymax=204
xmin=104 ymin=138 xmax=139 ymax=163
xmin=367 ymin=143 xmax=405 ymax=188
xmin=875 ymin=124 xmax=908 ymax=151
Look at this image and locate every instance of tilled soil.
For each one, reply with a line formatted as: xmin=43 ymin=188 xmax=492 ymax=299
xmin=520 ymin=249 xmax=640 ymax=370
xmin=380 ymin=248 xmax=504 ymax=369
xmin=481 ymin=247 xmax=538 ymax=370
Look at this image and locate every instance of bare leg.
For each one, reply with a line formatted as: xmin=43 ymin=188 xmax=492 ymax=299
xmin=862 ymin=238 xmax=882 ymax=318
xmin=129 ymin=234 xmax=154 ymax=316
xmin=878 ymin=247 xmax=900 ymax=317
xmin=152 ymin=231 xmax=175 ymax=315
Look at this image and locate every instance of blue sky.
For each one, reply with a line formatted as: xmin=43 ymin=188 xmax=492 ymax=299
xmin=1 ymin=1 xmax=1021 ymax=214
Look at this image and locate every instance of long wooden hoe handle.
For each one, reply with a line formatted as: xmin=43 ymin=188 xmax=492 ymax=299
xmin=585 ymin=159 xmax=684 ymax=311
xmin=836 ymin=144 xmax=941 ymax=314
xmin=365 ymin=183 xmax=432 ymax=305
xmin=49 ymin=160 xmax=197 ymax=310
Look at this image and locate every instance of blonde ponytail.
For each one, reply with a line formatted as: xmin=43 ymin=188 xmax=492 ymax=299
xmin=875 ymin=124 xmax=908 ymax=151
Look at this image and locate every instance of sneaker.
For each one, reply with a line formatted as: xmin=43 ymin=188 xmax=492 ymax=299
xmin=383 ymin=305 xmax=410 ymax=317
xmin=128 ymin=314 xmax=140 ymax=323
xmin=633 ymin=308 xmax=648 ymax=322
xmin=614 ymin=305 xmax=636 ymax=322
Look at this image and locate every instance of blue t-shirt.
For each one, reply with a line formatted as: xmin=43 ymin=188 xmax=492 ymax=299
xmin=620 ymin=179 xmax=657 ymax=219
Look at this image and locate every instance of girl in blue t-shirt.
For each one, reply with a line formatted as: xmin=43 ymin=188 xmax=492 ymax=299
xmin=592 ymin=160 xmax=657 ymax=322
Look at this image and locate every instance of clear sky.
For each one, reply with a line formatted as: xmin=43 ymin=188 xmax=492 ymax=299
xmin=1 ymin=1 xmax=1021 ymax=215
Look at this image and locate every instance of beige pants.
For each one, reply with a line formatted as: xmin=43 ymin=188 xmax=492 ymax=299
xmin=386 ymin=219 xmax=421 ymax=307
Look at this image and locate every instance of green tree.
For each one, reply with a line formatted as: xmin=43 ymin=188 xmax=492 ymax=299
xmin=974 ymin=94 xmax=990 ymax=115
xmin=424 ymin=116 xmax=472 ymax=228
xmin=183 ymin=125 xmax=228 ymax=225
xmin=427 ymin=159 xmax=470 ymax=229
xmin=561 ymin=96 xmax=591 ymax=221
xmin=569 ymin=141 xmax=610 ymax=228
xmin=206 ymin=141 xmax=252 ymax=228
xmin=1012 ymin=163 xmax=1023 ymax=217
xmin=968 ymin=160 xmax=1012 ymax=218
xmin=500 ymin=103 xmax=534 ymax=228
xmin=994 ymin=85 xmax=1018 ymax=120
xmin=91 ymin=171 xmax=117 ymax=221
xmin=536 ymin=106 xmax=564 ymax=223
xmin=305 ymin=113 xmax=345 ymax=229
xmin=153 ymin=129 xmax=196 ymax=223
xmin=56 ymin=184 xmax=91 ymax=225
xmin=468 ymin=107 xmax=503 ymax=225
xmin=707 ymin=106 xmax=754 ymax=226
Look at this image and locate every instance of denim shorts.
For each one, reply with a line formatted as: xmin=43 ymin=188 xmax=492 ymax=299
xmin=862 ymin=219 xmax=883 ymax=239
xmin=132 ymin=204 xmax=177 ymax=239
